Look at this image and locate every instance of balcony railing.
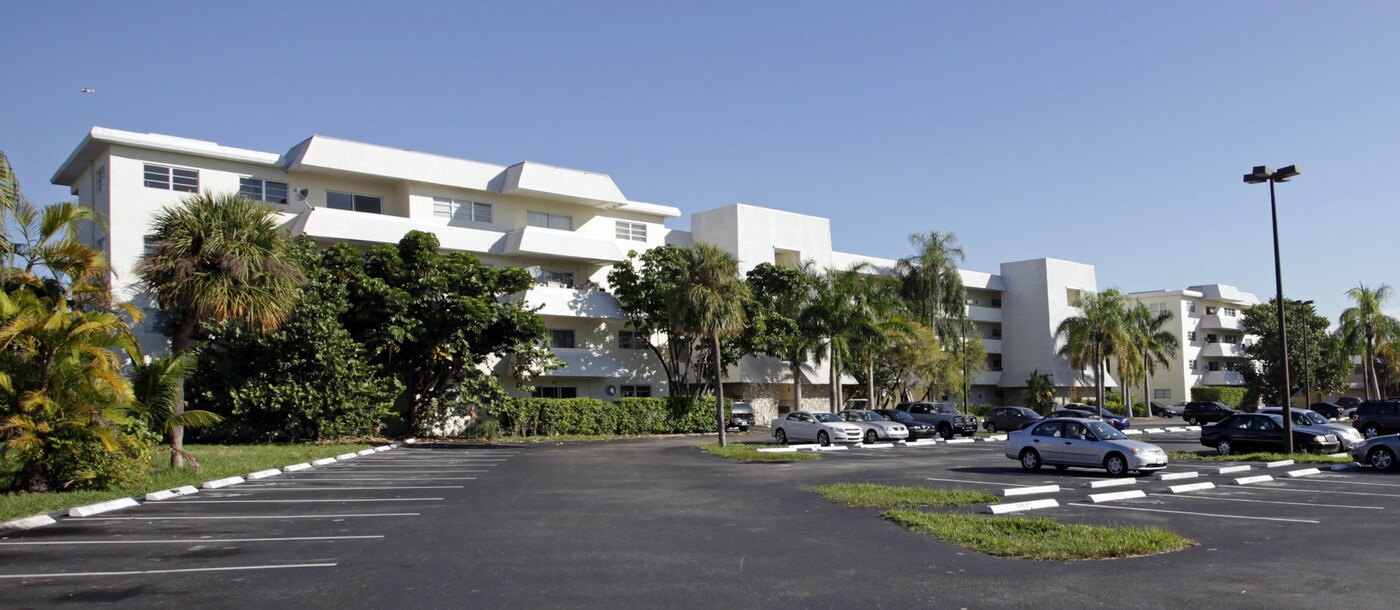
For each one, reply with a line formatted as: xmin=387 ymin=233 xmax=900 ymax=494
xmin=1200 ymin=342 xmax=1246 ymax=358
xmin=1201 ymin=371 xmax=1245 ymax=385
xmin=519 ymin=285 xmax=626 ymax=319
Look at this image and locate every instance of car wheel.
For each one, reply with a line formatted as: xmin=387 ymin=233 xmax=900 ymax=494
xmin=1019 ymin=448 xmax=1042 ymax=471
xmin=774 ymin=429 xmax=787 ymax=444
xmin=1105 ymin=453 xmax=1129 ymax=477
xmin=939 ymin=424 xmax=954 ymax=440
xmin=1364 ymin=424 xmax=1382 ymax=439
xmin=1186 ymin=416 xmax=1198 ymax=426
xmin=986 ymin=422 xmax=998 ymax=433
xmin=865 ymin=430 xmax=878 ymax=444
xmin=817 ymin=431 xmax=830 ymax=446
xmin=739 ymin=427 xmax=748 ymax=433
xmin=1217 ymin=439 xmax=1233 ymax=455
xmin=1369 ymin=447 xmax=1397 ymax=471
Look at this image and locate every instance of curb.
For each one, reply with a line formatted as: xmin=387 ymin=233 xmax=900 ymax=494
xmin=1086 ymin=490 xmax=1146 ymax=503
xmin=69 ymin=498 xmax=140 ymax=517
xmin=1285 ymin=468 xmax=1322 ymax=478
xmin=1157 ymin=471 xmax=1198 ymax=481
xmin=202 ymin=476 xmax=246 ymax=489
xmin=145 ymin=485 xmax=199 ymax=501
xmin=248 ymin=469 xmax=282 ymax=480
xmin=284 ymin=463 xmax=312 ymax=472
xmin=1086 ymin=478 xmax=1137 ymax=489
xmin=1233 ymin=475 xmax=1273 ymax=485
xmin=311 ymin=457 xmax=337 ymax=466
xmin=1214 ymin=465 xmax=1251 ymax=475
xmin=0 ymin=514 xmax=58 ymax=532
xmin=985 ymin=499 xmax=1058 ymax=514
xmin=335 ymin=453 xmax=358 ymax=460
xmin=1167 ymin=482 xmax=1216 ymax=494
xmin=1001 ymin=485 xmax=1060 ymax=497
xmin=1264 ymin=459 xmax=1295 ymax=468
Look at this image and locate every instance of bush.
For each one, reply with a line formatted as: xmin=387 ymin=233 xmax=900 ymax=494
xmin=43 ymin=426 xmax=156 ymax=491
xmin=493 ymin=395 xmax=731 ymax=436
xmin=1191 ymin=386 xmax=1253 ymax=410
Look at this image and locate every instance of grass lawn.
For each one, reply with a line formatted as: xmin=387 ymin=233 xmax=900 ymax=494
xmin=0 ymin=442 xmax=371 ymax=522
xmin=814 ymin=483 xmax=995 ymax=507
xmin=698 ymin=443 xmax=821 ymax=462
xmin=882 ymin=509 xmax=1195 ymax=560
xmin=1168 ymin=450 xmax=1351 ymax=464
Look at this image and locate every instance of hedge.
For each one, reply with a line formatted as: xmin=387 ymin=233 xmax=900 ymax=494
xmin=494 ymin=396 xmax=732 ymax=437
xmin=1191 ymin=386 xmax=1253 ymax=410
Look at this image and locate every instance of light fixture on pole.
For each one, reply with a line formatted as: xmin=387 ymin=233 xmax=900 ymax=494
xmin=1244 ymin=164 xmax=1301 ymax=452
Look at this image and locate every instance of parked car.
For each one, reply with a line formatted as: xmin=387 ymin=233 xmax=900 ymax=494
xmin=1354 ymin=400 xmax=1400 ymax=439
xmin=874 ymin=409 xmax=939 ymax=439
xmin=1351 ymin=434 xmax=1400 ymax=471
xmin=838 ymin=409 xmax=910 ymax=443
xmin=1048 ymin=408 xmax=1095 ymax=419
xmin=1150 ymin=402 xmax=1184 ymax=418
xmin=1344 ymin=407 xmax=1359 ymax=421
xmin=895 ymin=402 xmax=978 ymax=439
xmin=728 ymin=402 xmax=755 ymax=432
xmin=1336 ymin=396 xmax=1364 ymax=409
xmin=1183 ymin=401 xmax=1239 ymax=426
xmin=1062 ymin=405 xmax=1131 ymax=430
xmin=1258 ymin=407 xmax=1364 ymax=450
xmin=1004 ymin=417 xmax=1168 ymax=476
xmin=1308 ymin=402 xmax=1345 ymax=420
xmin=1200 ymin=413 xmax=1341 ymax=455
xmin=982 ymin=406 xmax=1042 ymax=433
xmin=771 ymin=411 xmax=863 ymax=446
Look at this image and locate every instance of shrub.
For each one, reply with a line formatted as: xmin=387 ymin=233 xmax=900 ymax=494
xmin=667 ymin=396 xmax=732 ymax=434
xmin=492 ymin=395 xmax=731 ymax=436
xmin=43 ymin=426 xmax=156 ymax=491
xmin=1191 ymin=386 xmax=1252 ymax=410
xmin=614 ymin=398 xmax=670 ymax=434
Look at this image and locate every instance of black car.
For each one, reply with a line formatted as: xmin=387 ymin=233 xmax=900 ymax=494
xmin=873 ymin=409 xmax=938 ymax=439
xmin=1308 ymin=402 xmax=1345 ymax=420
xmin=727 ymin=402 xmax=754 ymax=432
xmin=1149 ymin=402 xmax=1183 ymax=418
xmin=1048 ymin=408 xmax=1096 ymax=419
xmin=1182 ymin=401 xmax=1239 ymax=426
xmin=982 ymin=407 xmax=1042 ymax=433
xmin=1200 ymin=413 xmax=1341 ymax=455
xmin=1353 ymin=400 xmax=1400 ymax=438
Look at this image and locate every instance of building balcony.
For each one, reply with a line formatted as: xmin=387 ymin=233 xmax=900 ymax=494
xmin=976 ymin=371 xmax=1002 ymax=386
xmin=1199 ymin=314 xmax=1244 ymax=331
xmin=1201 ymin=371 xmax=1245 ymax=385
xmin=503 ymin=226 xmax=626 ymax=263
xmin=542 ymin=347 xmax=663 ymax=379
xmin=520 ymin=285 xmax=626 ymax=320
xmin=980 ymin=338 xmax=1003 ymax=354
xmin=291 ymin=207 xmax=502 ymax=252
xmin=1200 ymin=342 xmax=1246 ymax=358
xmin=968 ymin=305 xmax=1002 ymax=323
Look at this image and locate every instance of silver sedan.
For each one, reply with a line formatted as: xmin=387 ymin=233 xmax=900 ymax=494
xmin=1005 ymin=418 xmax=1169 ymax=476
xmin=1353 ymin=434 xmax=1400 ymax=471
xmin=838 ymin=409 xmax=910 ymax=443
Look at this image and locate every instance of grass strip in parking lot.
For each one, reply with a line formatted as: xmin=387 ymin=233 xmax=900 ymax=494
xmin=881 ymin=510 xmax=1195 ymax=560
xmin=0 ymin=443 xmax=371 ymax=522
xmin=814 ymin=483 xmax=995 ymax=508
xmin=698 ymin=443 xmax=821 ymax=462
xmin=1167 ymin=451 xmax=1350 ymax=464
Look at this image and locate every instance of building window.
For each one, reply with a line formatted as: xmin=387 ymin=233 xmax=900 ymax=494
xmin=1226 ymin=362 xmax=1242 ymax=372
xmin=1223 ymin=334 xmax=1238 ymax=344
xmin=1148 ymin=302 xmax=1165 ymax=315
xmin=990 ymin=298 xmax=1002 ymax=308
xmin=1224 ymin=307 xmax=1237 ymax=317
xmin=618 ymin=331 xmax=647 ymax=349
xmin=144 ymin=164 xmax=199 ymax=192
xmin=532 ymin=387 xmax=578 ymax=399
xmin=142 ymin=235 xmax=159 ymax=255
xmin=432 ymin=198 xmax=492 ymax=223
xmin=1187 ymin=301 xmax=1197 ymax=314
xmin=620 ymin=385 xmax=651 ymax=398
xmin=327 ymin=191 xmax=382 ymax=214
xmin=95 ymin=165 xmax=105 ymax=194
xmin=527 ymin=211 xmax=572 ymax=231
xmin=549 ymin=329 xmax=576 ymax=349
xmin=1208 ymin=361 xmax=1221 ymax=371
xmin=990 ymin=357 xmax=1002 ymax=370
xmin=1206 ymin=334 xmax=1218 ymax=343
xmin=991 ymin=328 xmax=1001 ymax=338
xmin=240 ymin=178 xmax=289 ymax=204
xmin=1187 ymin=331 xmax=1197 ymax=341
xmin=1189 ymin=359 xmax=1197 ymax=370
xmin=1154 ymin=389 xmax=1171 ymax=400
xmin=615 ymin=221 xmax=647 ymax=241
xmin=537 ymin=270 xmax=575 ymax=288
xmin=1205 ymin=306 xmax=1219 ymax=315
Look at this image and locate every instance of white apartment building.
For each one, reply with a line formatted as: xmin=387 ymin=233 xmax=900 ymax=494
xmin=1126 ymin=284 xmax=1260 ymax=404
xmin=54 ymin=127 xmax=1108 ymax=424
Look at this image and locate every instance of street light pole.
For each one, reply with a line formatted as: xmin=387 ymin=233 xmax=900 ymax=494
xmin=1245 ymin=165 xmax=1301 ymax=453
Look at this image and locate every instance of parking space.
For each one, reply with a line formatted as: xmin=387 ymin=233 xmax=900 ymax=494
xmin=0 ymin=443 xmax=520 ymax=587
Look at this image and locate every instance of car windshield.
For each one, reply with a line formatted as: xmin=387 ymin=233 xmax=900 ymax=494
xmin=935 ymin=405 xmax=958 ymax=414
xmin=814 ymin=413 xmax=844 ymax=423
xmin=883 ymin=411 xmax=915 ymax=422
xmin=1300 ymin=411 xmax=1327 ymax=425
xmin=1086 ymin=421 xmax=1127 ymax=440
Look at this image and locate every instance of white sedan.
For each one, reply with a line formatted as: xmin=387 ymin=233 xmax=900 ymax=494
xmin=772 ymin=411 xmax=863 ymax=446
xmin=1004 ymin=417 xmax=1168 ymax=476
xmin=838 ymin=409 xmax=910 ymax=443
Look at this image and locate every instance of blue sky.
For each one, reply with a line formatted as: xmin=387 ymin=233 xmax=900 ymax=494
xmin=4 ymin=2 xmax=1398 ymax=321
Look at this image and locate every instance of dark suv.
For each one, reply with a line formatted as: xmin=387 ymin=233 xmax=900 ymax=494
xmin=1183 ymin=401 xmax=1239 ymax=426
xmin=1353 ymin=400 xmax=1400 ymax=439
xmin=896 ymin=402 xmax=978 ymax=439
xmin=982 ymin=407 xmax=1041 ymax=433
xmin=727 ymin=402 xmax=754 ymax=432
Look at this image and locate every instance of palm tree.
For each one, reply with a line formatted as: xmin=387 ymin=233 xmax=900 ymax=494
xmin=1339 ymin=283 xmax=1400 ymax=400
xmin=896 ymin=231 xmax=967 ymax=340
xmin=670 ymin=243 xmax=748 ymax=447
xmin=136 ymin=192 xmax=304 ymax=466
xmin=1124 ymin=303 xmax=1179 ymax=418
xmin=802 ymin=265 xmax=871 ymax=413
xmin=125 ymin=350 xmax=224 ymax=469
xmin=1054 ymin=289 xmax=1133 ymax=409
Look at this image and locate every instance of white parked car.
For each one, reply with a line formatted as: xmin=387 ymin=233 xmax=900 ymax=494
xmin=772 ymin=411 xmax=863 ymax=446
xmin=837 ymin=409 xmax=910 ymax=443
xmin=1004 ymin=417 xmax=1168 ymax=476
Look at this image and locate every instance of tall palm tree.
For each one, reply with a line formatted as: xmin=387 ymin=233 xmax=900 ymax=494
xmin=136 ymin=192 xmax=304 ymax=466
xmin=1054 ymin=289 xmax=1133 ymax=409
xmin=896 ymin=231 xmax=967 ymax=340
xmin=1124 ymin=303 xmax=1179 ymax=418
xmin=1339 ymin=283 xmax=1400 ymax=400
xmin=803 ymin=265 xmax=871 ymax=413
xmin=670 ymin=243 xmax=747 ymax=447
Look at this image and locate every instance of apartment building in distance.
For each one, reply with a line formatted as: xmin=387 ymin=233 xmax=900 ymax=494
xmin=1126 ymin=285 xmax=1261 ymax=404
xmin=54 ymin=127 xmax=1110 ymax=425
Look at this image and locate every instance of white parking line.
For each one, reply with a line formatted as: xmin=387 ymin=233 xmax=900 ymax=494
xmin=158 ymin=498 xmax=444 ymax=504
xmin=0 ymin=563 xmax=337 ymax=579
xmin=925 ymin=477 xmax=1038 ymax=487
xmin=248 ymin=477 xmax=479 ymax=482
xmin=66 ymin=512 xmax=421 ymax=521
xmin=223 ymin=485 xmax=466 ymax=490
xmin=1164 ymin=494 xmax=1382 ymax=510
xmin=1240 ymin=486 xmax=1400 ymax=499
xmin=1072 ymin=503 xmax=1320 ymax=523
xmin=308 ymin=470 xmax=492 ymax=474
xmin=1285 ymin=477 xmax=1400 ymax=489
xmin=0 ymin=535 xmax=384 ymax=546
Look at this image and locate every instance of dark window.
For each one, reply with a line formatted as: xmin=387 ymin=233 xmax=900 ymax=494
xmin=528 ymin=211 xmax=573 ymax=230
xmin=240 ymin=177 xmax=289 ymax=204
xmin=618 ymin=331 xmax=647 ymax=349
xmin=620 ymin=385 xmax=651 ymax=397
xmin=327 ymin=191 xmax=382 ymax=214
xmin=1032 ymin=421 xmax=1061 ymax=437
xmin=144 ymin=164 xmax=199 ymax=192
xmin=549 ymin=329 xmax=576 ymax=349
xmin=532 ymin=387 xmax=578 ymax=399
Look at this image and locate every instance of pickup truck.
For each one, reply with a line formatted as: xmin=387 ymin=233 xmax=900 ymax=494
xmin=895 ymin=401 xmax=978 ymax=439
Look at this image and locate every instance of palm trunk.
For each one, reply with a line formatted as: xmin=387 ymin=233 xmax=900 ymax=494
xmin=866 ymin=356 xmax=876 ymax=410
xmin=169 ymin=318 xmax=197 ymax=469
xmin=714 ymin=333 xmax=726 ymax=447
xmin=1366 ymin=338 xmax=1380 ymax=401
xmin=828 ymin=343 xmax=838 ymax=413
xmin=791 ymin=359 xmax=803 ymax=413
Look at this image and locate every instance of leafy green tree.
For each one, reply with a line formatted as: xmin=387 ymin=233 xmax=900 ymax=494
xmin=846 ymin=274 xmax=916 ymax=409
xmin=1241 ymin=299 xmax=1348 ymax=406
xmin=1055 ymin=289 xmax=1133 ymax=409
xmin=882 ymin=321 xmax=945 ymax=404
xmin=333 ymin=232 xmax=553 ymax=433
xmin=607 ymin=246 xmax=701 ymax=397
xmin=136 ymin=192 xmax=305 ymax=467
xmin=1338 ymin=283 xmax=1400 ymax=400
xmin=188 ymin=239 xmax=399 ymax=440
xmin=743 ymin=262 xmax=820 ymax=410
xmin=1024 ymin=370 xmax=1056 ymax=412
xmin=670 ymin=243 xmax=748 ymax=446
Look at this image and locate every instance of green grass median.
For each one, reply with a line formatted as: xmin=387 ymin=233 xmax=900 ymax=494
xmin=882 ymin=509 xmax=1195 ymax=560
xmin=1167 ymin=451 xmax=1351 ymax=464
xmin=0 ymin=442 xmax=371 ymax=522
xmin=698 ymin=443 xmax=821 ymax=462
xmin=814 ymin=483 xmax=995 ymax=507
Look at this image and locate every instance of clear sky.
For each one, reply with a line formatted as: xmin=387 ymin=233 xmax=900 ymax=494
xmin=4 ymin=1 xmax=1398 ymax=321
